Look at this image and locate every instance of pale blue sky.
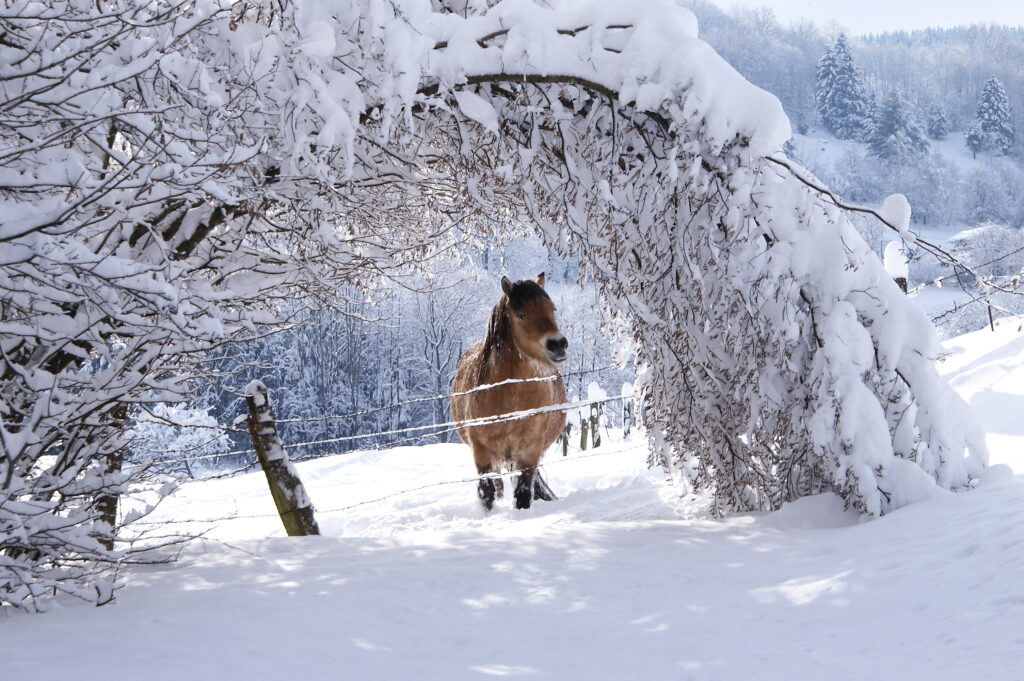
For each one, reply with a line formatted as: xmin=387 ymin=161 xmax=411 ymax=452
xmin=708 ymin=0 xmax=1024 ymax=34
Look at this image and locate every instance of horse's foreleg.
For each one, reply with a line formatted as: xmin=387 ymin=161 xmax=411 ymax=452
xmin=474 ymin=447 xmax=499 ymax=512
xmin=514 ymin=467 xmax=536 ymax=510
xmin=533 ymin=471 xmax=558 ymax=501
xmin=478 ymin=475 xmax=497 ymax=511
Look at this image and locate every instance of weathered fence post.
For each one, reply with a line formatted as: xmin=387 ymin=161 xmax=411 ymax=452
xmin=245 ymin=380 xmax=320 ymax=536
xmin=580 ymin=416 xmax=589 ymax=451
xmin=622 ymin=399 xmax=634 ymax=438
xmin=621 ymin=382 xmax=634 ymax=438
xmin=560 ymin=423 xmax=571 ymax=457
xmin=589 ymin=402 xmax=602 ymax=449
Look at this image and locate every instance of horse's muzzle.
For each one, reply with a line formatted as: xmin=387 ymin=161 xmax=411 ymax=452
xmin=546 ymin=336 xmax=568 ymax=364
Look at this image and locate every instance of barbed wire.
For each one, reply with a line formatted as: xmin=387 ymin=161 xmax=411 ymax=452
xmin=918 ymin=244 xmax=1024 ymax=288
xmin=270 ymin=363 xmax=623 ymax=425
xmin=133 ymin=442 xmax=650 ymax=526
xmin=142 ymin=391 xmax=632 ymax=467
xmin=130 ymin=362 xmax=625 ymax=461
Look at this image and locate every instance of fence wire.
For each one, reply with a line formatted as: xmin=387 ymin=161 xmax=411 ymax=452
xmin=139 ymin=364 xmax=631 ymax=467
xmin=134 ymin=442 xmax=650 ymax=527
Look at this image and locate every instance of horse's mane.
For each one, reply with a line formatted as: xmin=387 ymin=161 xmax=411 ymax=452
xmin=478 ymin=280 xmax=550 ymax=383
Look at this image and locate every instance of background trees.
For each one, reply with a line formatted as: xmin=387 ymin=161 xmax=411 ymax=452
xmin=868 ymin=91 xmax=929 ymax=164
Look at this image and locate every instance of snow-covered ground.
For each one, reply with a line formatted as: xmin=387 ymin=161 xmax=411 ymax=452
xmin=6 ymin=320 xmax=1024 ymax=680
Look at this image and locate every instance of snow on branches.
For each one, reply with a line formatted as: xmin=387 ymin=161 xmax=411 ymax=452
xmin=1 ymin=0 xmax=988 ymax=607
xmin=388 ymin=0 xmax=985 ymax=515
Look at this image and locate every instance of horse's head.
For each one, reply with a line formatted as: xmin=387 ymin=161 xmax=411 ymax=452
xmin=500 ymin=273 xmax=568 ymax=366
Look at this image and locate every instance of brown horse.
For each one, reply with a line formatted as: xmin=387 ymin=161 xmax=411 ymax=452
xmin=451 ymin=274 xmax=568 ymax=510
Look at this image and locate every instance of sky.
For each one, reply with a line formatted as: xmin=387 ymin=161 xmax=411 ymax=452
xmin=706 ymin=0 xmax=1024 ymax=35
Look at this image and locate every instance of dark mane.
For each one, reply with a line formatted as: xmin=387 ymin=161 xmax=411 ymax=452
xmin=478 ymin=280 xmax=550 ymax=383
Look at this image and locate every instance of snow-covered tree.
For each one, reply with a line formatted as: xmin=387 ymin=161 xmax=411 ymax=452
xmin=868 ymin=91 xmax=930 ymax=164
xmin=926 ymin=106 xmax=949 ymax=140
xmin=815 ymin=34 xmax=872 ymax=140
xmin=969 ymin=77 xmax=1016 ymax=155
xmin=0 ymin=0 xmax=469 ymax=610
xmin=966 ymin=120 xmax=987 ymax=159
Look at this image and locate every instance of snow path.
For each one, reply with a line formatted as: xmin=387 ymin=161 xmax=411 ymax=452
xmin=6 ymin=321 xmax=1024 ymax=680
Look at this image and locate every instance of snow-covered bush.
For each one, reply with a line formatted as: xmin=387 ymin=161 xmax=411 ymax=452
xmin=128 ymin=404 xmax=232 ymax=478
xmin=949 ymin=224 xmax=1024 ymax=278
xmin=962 ymin=162 xmax=1024 ymax=228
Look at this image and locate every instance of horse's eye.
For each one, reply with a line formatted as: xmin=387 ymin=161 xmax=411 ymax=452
xmin=515 ymin=313 xmax=526 ymax=321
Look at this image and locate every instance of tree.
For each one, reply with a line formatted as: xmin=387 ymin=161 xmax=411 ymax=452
xmin=926 ymin=106 xmax=949 ymax=140
xmin=815 ymin=34 xmax=872 ymax=140
xmin=969 ymin=77 xmax=1016 ymax=155
xmin=868 ymin=91 xmax=930 ymax=164
xmin=966 ymin=120 xmax=987 ymax=159
xmin=0 ymin=0 xmax=468 ymax=610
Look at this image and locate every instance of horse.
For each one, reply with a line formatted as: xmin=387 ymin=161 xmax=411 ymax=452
xmin=451 ymin=273 xmax=569 ymax=511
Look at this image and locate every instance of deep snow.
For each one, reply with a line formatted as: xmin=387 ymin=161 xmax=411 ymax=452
xmin=5 ymin=320 xmax=1024 ymax=681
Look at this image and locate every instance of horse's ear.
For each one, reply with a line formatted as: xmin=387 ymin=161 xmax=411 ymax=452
xmin=536 ymin=272 xmax=546 ymax=289
xmin=501 ymin=276 xmax=513 ymax=297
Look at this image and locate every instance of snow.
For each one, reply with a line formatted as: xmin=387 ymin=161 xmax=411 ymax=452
xmin=454 ymin=90 xmax=500 ymax=135
xmin=883 ymin=240 xmax=908 ymax=281
xmin=880 ymin=193 xmax=911 ymax=234
xmin=5 ymin=322 xmax=1024 ymax=679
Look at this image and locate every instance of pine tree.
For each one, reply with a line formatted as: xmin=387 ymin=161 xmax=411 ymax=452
xmin=969 ymin=77 xmax=1015 ymax=155
xmin=926 ymin=105 xmax=948 ymax=140
xmin=868 ymin=91 xmax=929 ymax=164
xmin=814 ymin=43 xmax=838 ymax=126
xmin=966 ymin=120 xmax=986 ymax=159
xmin=815 ymin=34 xmax=871 ymax=140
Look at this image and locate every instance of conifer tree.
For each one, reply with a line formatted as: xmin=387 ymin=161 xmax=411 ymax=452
xmin=926 ymin=105 xmax=949 ymax=140
xmin=966 ymin=120 xmax=986 ymax=159
xmin=969 ymin=77 xmax=1015 ymax=155
xmin=815 ymin=34 xmax=871 ymax=140
xmin=868 ymin=91 xmax=929 ymax=164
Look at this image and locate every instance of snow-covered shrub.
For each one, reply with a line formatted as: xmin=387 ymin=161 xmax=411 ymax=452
xmin=962 ymin=162 xmax=1024 ymax=228
xmin=949 ymin=224 xmax=1024 ymax=278
xmin=128 ymin=404 xmax=232 ymax=478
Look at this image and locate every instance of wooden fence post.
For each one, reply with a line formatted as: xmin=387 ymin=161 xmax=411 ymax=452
xmin=623 ymin=398 xmax=633 ymax=438
xmin=589 ymin=402 xmax=601 ymax=449
xmin=245 ymin=380 xmax=320 ymax=536
xmin=560 ymin=423 xmax=571 ymax=457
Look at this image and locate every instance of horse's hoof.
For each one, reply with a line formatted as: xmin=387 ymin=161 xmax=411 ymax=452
xmin=514 ymin=490 xmax=533 ymax=510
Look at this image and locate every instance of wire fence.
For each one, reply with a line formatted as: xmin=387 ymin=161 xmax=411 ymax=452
xmin=126 ymin=362 xmax=644 ymax=528
xmin=136 ymin=363 xmax=629 ymax=468
xmin=133 ymin=442 xmax=649 ymax=527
